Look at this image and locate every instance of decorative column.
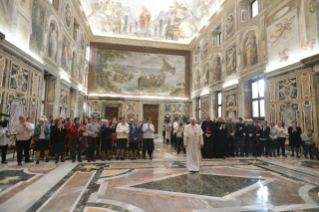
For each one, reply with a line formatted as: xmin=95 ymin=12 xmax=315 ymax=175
xmin=211 ymin=92 xmax=217 ymax=120
xmin=74 ymin=89 xmax=79 ymax=118
xmin=53 ymin=77 xmax=60 ymax=118
xmin=238 ymin=80 xmax=251 ymax=119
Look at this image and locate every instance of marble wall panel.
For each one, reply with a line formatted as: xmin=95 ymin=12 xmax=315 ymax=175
xmin=300 ymin=73 xmax=311 ymax=99
xmin=8 ymin=62 xmax=29 ymax=94
xmin=0 ymin=56 xmax=7 ymax=88
xmin=31 ymin=72 xmax=40 ymax=97
xmin=5 ymin=93 xmax=28 ymax=134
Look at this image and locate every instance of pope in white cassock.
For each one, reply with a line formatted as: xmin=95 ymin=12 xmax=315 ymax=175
xmin=183 ymin=117 xmax=204 ymax=172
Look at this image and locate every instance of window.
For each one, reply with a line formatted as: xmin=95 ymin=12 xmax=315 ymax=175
xmin=251 ymin=79 xmax=264 ymax=119
xmin=217 ymin=92 xmax=222 ymax=118
xmin=41 ymin=78 xmax=47 ymax=116
xmin=86 ymin=45 xmax=90 ymax=61
xmin=73 ymin=19 xmax=80 ymax=41
xmin=218 ymin=32 xmax=222 ymax=45
xmin=251 ymin=0 xmax=258 ymax=18
xmin=52 ymin=0 xmax=59 ymax=11
xmin=198 ymin=98 xmax=201 ymax=120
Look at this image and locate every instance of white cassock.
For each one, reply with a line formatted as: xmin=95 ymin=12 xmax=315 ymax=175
xmin=183 ymin=124 xmax=204 ymax=172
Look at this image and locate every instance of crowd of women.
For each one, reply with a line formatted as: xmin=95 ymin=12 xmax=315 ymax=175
xmin=0 ymin=116 xmax=155 ymax=165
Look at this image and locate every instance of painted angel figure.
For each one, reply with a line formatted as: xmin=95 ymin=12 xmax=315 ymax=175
xmin=270 ymin=16 xmax=295 ymax=45
xmin=169 ymin=1 xmax=190 ymax=25
xmin=139 ymin=6 xmax=151 ymax=31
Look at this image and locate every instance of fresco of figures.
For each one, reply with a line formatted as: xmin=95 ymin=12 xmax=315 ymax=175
xmin=81 ymin=0 xmax=222 ymax=42
xmin=95 ymin=49 xmax=186 ymax=97
xmin=48 ymin=22 xmax=59 ymax=62
xmin=29 ymin=0 xmax=45 ymax=56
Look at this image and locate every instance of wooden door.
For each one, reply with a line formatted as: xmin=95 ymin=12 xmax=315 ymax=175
xmin=105 ymin=107 xmax=118 ymax=120
xmin=143 ymin=105 xmax=159 ymax=133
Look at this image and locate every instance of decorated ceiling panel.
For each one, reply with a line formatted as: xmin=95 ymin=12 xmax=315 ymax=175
xmin=80 ymin=0 xmax=225 ymax=44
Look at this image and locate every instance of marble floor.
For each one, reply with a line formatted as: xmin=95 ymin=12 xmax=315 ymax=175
xmin=1 ymin=136 xmax=319 ymax=212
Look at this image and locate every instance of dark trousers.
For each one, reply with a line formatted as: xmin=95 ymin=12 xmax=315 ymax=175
xmin=264 ymin=139 xmax=270 ymax=156
xmin=226 ymin=136 xmax=235 ymax=157
xmin=173 ymin=133 xmax=177 ymax=149
xmin=87 ymin=137 xmax=98 ymax=160
xmin=16 ymin=140 xmax=30 ymax=163
xmin=163 ymin=131 xmax=165 ymax=143
xmin=0 ymin=145 xmax=8 ymax=162
xmin=143 ymin=150 xmax=152 ymax=156
xmin=236 ymin=137 xmax=244 ymax=156
xmin=177 ymin=137 xmax=186 ymax=154
xmin=259 ymin=139 xmax=266 ymax=156
xmin=277 ymin=137 xmax=286 ymax=156
xmin=71 ymin=139 xmax=82 ymax=160
xmin=305 ymin=143 xmax=319 ymax=158
xmin=245 ymin=138 xmax=257 ymax=157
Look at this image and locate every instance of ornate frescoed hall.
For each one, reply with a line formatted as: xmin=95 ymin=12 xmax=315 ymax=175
xmin=0 ymin=0 xmax=319 ymax=211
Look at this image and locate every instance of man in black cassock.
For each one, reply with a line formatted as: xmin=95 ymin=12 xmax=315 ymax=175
xmin=201 ymin=115 xmax=215 ymax=158
xmin=215 ymin=120 xmax=227 ymax=158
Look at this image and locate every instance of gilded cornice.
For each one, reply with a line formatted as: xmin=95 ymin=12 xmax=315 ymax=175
xmin=91 ymin=36 xmax=190 ymax=51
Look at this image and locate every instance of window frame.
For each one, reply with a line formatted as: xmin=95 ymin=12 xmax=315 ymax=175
xmin=41 ymin=77 xmax=48 ymax=116
xmin=251 ymin=78 xmax=265 ymax=120
xmin=251 ymin=0 xmax=259 ymax=19
xmin=217 ymin=92 xmax=222 ymax=118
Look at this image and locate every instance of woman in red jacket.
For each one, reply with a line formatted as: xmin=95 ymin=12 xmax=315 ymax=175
xmin=70 ymin=117 xmax=84 ymax=162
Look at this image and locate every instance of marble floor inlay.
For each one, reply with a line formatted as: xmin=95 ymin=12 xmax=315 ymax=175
xmin=132 ymin=173 xmax=264 ymax=198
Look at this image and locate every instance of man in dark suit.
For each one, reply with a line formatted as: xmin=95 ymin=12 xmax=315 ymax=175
xmin=226 ymin=117 xmax=236 ymax=157
xmin=244 ymin=119 xmax=257 ymax=157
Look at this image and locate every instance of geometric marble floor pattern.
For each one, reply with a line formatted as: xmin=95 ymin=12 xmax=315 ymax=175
xmin=0 ymin=137 xmax=319 ymax=212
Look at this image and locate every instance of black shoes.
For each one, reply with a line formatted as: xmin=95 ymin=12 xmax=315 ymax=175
xmin=108 ymin=158 xmax=111 ymax=161
xmin=78 ymin=159 xmax=82 ymax=162
xmin=297 ymin=155 xmax=300 ymax=158
xmin=18 ymin=162 xmax=22 ymax=166
xmin=45 ymin=158 xmax=49 ymax=162
xmin=72 ymin=159 xmax=75 ymax=163
xmin=25 ymin=160 xmax=33 ymax=163
xmin=36 ymin=161 xmax=39 ymax=165
xmin=291 ymin=154 xmax=295 ymax=157
xmin=2 ymin=161 xmax=8 ymax=164
xmin=120 ymin=157 xmax=124 ymax=160
xmin=55 ymin=160 xmax=58 ymax=164
xmin=283 ymin=155 xmax=287 ymax=157
xmin=116 ymin=157 xmax=119 ymax=160
xmin=149 ymin=156 xmax=152 ymax=160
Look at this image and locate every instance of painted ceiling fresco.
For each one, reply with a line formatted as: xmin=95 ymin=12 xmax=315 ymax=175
xmin=80 ymin=0 xmax=224 ymax=43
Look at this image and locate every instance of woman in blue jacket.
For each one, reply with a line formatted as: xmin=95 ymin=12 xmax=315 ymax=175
xmin=129 ymin=119 xmax=141 ymax=160
xmin=34 ymin=118 xmax=51 ymax=164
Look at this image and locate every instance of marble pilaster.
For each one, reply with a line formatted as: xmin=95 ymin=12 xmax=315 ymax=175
xmin=53 ymin=77 xmax=61 ymax=118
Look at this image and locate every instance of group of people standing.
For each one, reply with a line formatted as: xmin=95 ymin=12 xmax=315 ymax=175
xmin=199 ymin=115 xmax=318 ymax=160
xmin=0 ymin=115 xmax=156 ymax=165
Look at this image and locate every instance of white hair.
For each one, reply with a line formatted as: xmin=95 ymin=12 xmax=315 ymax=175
xmin=102 ymin=119 xmax=109 ymax=123
xmin=39 ymin=118 xmax=45 ymax=122
xmin=190 ymin=117 xmax=197 ymax=121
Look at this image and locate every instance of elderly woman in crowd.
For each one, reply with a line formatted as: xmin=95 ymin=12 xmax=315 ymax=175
xmin=0 ymin=120 xmax=10 ymax=164
xmin=129 ymin=119 xmax=142 ymax=160
xmin=288 ymin=120 xmax=302 ymax=158
xmin=100 ymin=120 xmax=114 ymax=161
xmin=16 ymin=116 xmax=34 ymax=165
xmin=51 ymin=118 xmax=68 ymax=163
xmin=34 ymin=118 xmax=51 ymax=164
